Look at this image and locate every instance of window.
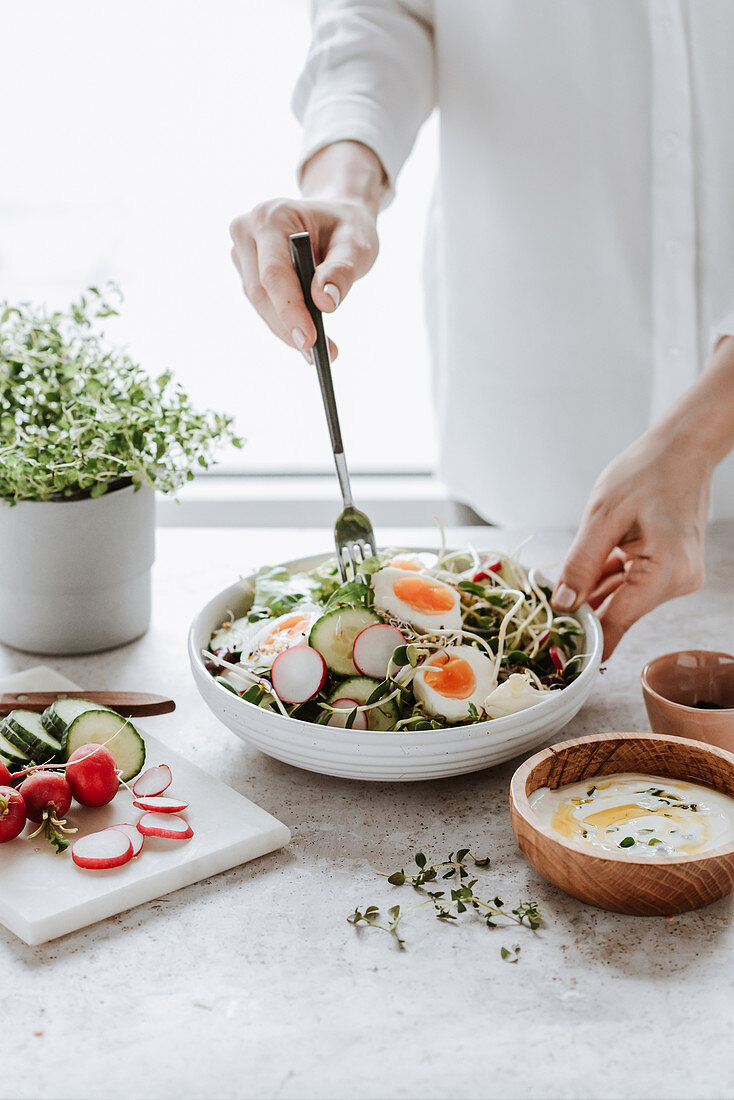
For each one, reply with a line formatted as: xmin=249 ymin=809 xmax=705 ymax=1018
xmin=1 ymin=1 xmax=438 ymax=476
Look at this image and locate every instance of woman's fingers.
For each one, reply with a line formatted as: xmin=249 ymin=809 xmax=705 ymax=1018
xmin=597 ymin=561 xmax=663 ymax=660
xmin=257 ymin=229 xmax=317 ymax=349
xmin=587 ymin=570 xmax=628 ymax=611
xmin=311 ymin=221 xmax=378 ymax=313
xmin=552 ymin=502 xmax=629 ymax=613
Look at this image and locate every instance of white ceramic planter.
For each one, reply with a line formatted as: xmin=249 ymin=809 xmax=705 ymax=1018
xmin=0 ymin=484 xmax=155 ymax=655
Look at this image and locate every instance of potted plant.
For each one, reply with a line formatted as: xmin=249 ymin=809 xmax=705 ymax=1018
xmin=0 ymin=286 xmax=241 ymax=654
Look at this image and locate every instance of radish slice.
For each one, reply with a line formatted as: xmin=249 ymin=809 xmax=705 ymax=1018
xmin=72 ymin=830 xmax=134 ymax=870
xmin=327 ymin=698 xmax=369 ymax=730
xmin=107 ymin=823 xmax=145 ymax=857
xmin=132 ymin=764 xmax=172 ymax=798
xmin=137 ymin=812 xmax=193 ymax=840
xmin=538 ymin=629 xmax=551 ymax=647
xmin=270 ymin=645 xmax=326 ymax=704
xmin=549 ymin=645 xmax=567 ymax=672
xmin=352 ymin=623 xmax=407 ymax=679
xmin=132 ymin=795 xmax=189 ymax=813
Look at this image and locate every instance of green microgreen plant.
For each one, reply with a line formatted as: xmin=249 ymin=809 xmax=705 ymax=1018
xmin=0 ymin=285 xmax=242 ymax=503
xmin=348 ymin=848 xmax=542 ymax=958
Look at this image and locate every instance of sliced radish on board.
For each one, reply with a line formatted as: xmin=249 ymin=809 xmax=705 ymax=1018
xmin=137 ymin=812 xmax=193 ymax=840
xmin=549 ymin=645 xmax=567 ymax=672
xmin=72 ymin=830 xmax=134 ymax=870
xmin=327 ymin=699 xmax=369 ymax=730
xmin=132 ymin=764 xmax=172 ymax=798
xmin=107 ymin=823 xmax=145 ymax=857
xmin=270 ymin=645 xmax=327 ymax=704
xmin=352 ymin=623 xmax=407 ymax=679
xmin=132 ymin=795 xmax=189 ymax=814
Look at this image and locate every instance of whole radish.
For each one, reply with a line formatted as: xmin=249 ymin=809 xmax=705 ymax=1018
xmin=0 ymin=760 xmax=12 ymax=786
xmin=65 ymin=744 xmax=119 ymax=808
xmin=19 ymin=771 xmax=75 ymax=853
xmin=0 ymin=785 xmax=26 ymax=843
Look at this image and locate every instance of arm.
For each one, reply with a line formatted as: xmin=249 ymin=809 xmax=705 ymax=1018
xmin=230 ymin=0 xmax=434 ymax=358
xmin=552 ymin=335 xmax=734 ymax=659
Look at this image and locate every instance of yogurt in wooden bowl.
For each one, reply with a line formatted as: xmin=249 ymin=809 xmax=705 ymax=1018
xmin=510 ymin=731 xmax=734 ymax=915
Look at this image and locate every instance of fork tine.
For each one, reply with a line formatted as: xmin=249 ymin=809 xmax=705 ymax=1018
xmin=336 ymin=547 xmax=348 ymax=582
xmin=347 ymin=544 xmax=359 ymax=579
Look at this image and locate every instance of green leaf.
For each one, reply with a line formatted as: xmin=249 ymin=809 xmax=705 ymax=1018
xmin=415 ymin=852 xmax=426 ymax=868
xmin=387 ymin=871 xmax=406 ymax=886
xmin=619 ymin=837 xmax=635 ymax=848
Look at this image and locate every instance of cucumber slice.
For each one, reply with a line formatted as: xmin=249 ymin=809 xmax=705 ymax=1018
xmin=44 ymin=699 xmax=146 ymax=781
xmin=1 ymin=710 xmax=61 ymax=764
xmin=0 ymin=727 xmax=30 ymax=766
xmin=309 ymin=606 xmax=380 ymax=677
xmin=328 ymin=676 xmax=401 ymax=732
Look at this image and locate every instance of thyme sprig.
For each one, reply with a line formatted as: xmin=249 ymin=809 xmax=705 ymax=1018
xmin=348 ymin=849 xmax=542 ymax=956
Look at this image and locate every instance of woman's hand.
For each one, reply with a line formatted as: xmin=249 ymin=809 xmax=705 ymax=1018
xmin=553 ymin=336 xmax=734 ymax=658
xmin=229 ymin=141 xmax=385 ymax=361
xmin=551 ymin=430 xmax=711 ymax=660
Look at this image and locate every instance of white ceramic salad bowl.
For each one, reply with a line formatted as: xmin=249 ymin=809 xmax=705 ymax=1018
xmin=188 ymin=550 xmax=604 ymax=782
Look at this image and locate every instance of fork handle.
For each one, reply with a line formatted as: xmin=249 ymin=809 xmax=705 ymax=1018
xmin=289 ymin=231 xmax=353 ymax=507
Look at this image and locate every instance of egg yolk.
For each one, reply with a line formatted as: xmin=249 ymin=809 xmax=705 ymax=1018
xmin=393 ymin=575 xmax=456 ymax=615
xmin=423 ymin=653 xmax=477 ymax=699
xmin=259 ymin=613 xmax=310 ymax=650
xmin=388 ymin=558 xmax=421 ymax=571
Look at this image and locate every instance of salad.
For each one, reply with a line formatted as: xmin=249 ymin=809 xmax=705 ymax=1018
xmin=203 ymin=545 xmax=585 ymax=733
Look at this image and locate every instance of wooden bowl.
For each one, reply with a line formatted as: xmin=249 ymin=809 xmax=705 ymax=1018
xmin=510 ymin=731 xmax=734 ymax=915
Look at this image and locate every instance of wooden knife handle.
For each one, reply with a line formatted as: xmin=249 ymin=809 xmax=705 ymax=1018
xmin=0 ymin=692 xmax=176 ymax=717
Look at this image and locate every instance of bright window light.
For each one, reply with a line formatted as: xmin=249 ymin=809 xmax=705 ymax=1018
xmin=0 ymin=0 xmax=438 ymax=474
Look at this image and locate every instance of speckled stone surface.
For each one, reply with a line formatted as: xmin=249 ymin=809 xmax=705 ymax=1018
xmin=1 ymin=523 xmax=733 ymax=1100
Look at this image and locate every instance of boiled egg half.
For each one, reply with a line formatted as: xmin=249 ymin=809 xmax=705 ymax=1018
xmin=372 ymin=567 xmax=461 ymax=632
xmin=413 ymin=645 xmax=496 ymax=722
xmin=248 ymin=604 xmax=321 ymax=667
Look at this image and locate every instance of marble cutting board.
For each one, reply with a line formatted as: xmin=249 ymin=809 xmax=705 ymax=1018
xmin=0 ymin=666 xmax=291 ymax=945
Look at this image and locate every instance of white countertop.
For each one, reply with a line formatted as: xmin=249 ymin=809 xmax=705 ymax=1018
xmin=2 ymin=523 xmax=733 ymax=1100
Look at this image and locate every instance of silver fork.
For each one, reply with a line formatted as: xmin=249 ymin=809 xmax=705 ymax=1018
xmin=289 ymin=231 xmax=377 ymax=581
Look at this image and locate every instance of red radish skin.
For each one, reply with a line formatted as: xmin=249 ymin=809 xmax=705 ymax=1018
xmin=19 ymin=772 xmax=75 ymax=853
xmin=132 ymin=764 xmax=172 ymax=798
xmin=0 ymin=785 xmax=26 ymax=843
xmin=327 ymin=699 xmax=369 ymax=731
xmin=132 ymin=795 xmax=189 ymax=813
xmin=352 ymin=623 xmax=407 ymax=679
xmin=549 ymin=645 xmax=567 ymax=672
xmin=72 ymin=830 xmax=134 ymax=870
xmin=66 ymin=744 xmax=119 ymax=808
xmin=107 ymin=823 xmax=145 ymax=858
xmin=270 ymin=645 xmax=327 ymax=704
xmin=0 ymin=761 xmax=11 ymax=787
xmin=19 ymin=772 xmax=72 ymax=823
xmin=538 ymin=630 xmax=551 ymax=648
xmin=137 ymin=812 xmax=193 ymax=840
xmin=473 ymin=562 xmax=502 ymax=582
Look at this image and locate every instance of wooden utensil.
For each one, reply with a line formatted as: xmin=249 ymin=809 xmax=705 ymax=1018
xmin=510 ymin=731 xmax=734 ymax=916
xmin=0 ymin=692 xmax=175 ymax=717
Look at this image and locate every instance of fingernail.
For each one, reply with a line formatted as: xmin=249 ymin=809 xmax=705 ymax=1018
xmin=552 ymin=583 xmax=577 ymax=610
xmin=300 ymin=348 xmax=313 ymax=364
xmin=323 ymin=283 xmax=340 ymax=309
xmin=291 ymin=328 xmax=307 ymax=350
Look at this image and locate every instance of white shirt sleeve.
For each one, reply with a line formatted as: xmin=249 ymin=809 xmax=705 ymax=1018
xmin=711 ymin=307 xmax=734 ymax=351
xmin=292 ymin=0 xmax=434 ymax=202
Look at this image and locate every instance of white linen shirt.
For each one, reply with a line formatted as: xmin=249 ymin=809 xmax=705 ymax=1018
xmin=293 ymin=0 xmax=734 ymax=526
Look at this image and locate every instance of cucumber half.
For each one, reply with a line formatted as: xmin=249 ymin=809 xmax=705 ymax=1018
xmin=1 ymin=710 xmax=61 ymax=764
xmin=328 ymin=676 xmax=400 ymax=732
xmin=309 ymin=606 xmax=381 ymax=677
xmin=0 ymin=726 xmax=30 ymax=767
xmin=43 ymin=699 xmax=146 ymax=781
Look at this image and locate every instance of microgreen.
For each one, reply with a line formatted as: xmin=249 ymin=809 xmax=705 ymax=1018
xmin=348 ymin=848 xmax=542 ymax=952
xmin=0 ymin=285 xmax=242 ymax=503
xmin=619 ymin=837 xmax=635 ymax=848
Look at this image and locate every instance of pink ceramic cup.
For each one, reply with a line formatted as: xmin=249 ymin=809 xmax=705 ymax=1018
xmin=641 ymin=650 xmax=734 ymax=753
